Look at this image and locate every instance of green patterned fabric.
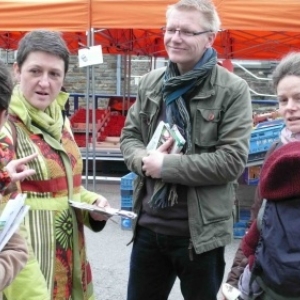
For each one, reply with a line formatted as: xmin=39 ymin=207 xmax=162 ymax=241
xmin=1 ymin=86 xmax=103 ymax=300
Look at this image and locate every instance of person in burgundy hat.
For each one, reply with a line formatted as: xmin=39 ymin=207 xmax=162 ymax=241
xmin=236 ymin=141 xmax=300 ymax=299
xmin=223 ymin=51 xmax=300 ymax=300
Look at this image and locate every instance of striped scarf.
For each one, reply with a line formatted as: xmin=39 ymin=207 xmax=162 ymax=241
xmin=164 ymin=47 xmax=217 ymax=152
xmin=148 ymin=48 xmax=217 ymax=208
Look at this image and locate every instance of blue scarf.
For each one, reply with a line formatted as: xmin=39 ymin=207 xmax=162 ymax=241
xmin=164 ymin=47 xmax=217 ymax=152
xmin=148 ymin=48 xmax=217 ymax=208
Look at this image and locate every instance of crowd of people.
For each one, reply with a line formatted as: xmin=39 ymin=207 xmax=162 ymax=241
xmin=0 ymin=0 xmax=300 ymax=299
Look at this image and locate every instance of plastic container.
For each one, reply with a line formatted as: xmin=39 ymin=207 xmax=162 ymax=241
xmin=233 ymin=219 xmax=248 ymax=238
xmin=239 ymin=208 xmax=251 ymax=221
xmin=120 ymin=173 xmax=137 ymax=207
xmin=121 ymin=217 xmax=132 ymax=230
xmin=121 ymin=189 xmax=133 ymax=197
xmin=249 ymin=123 xmax=282 ymax=155
xmin=233 ymin=207 xmax=251 ymax=238
xmin=120 ymin=172 xmax=137 ymax=190
xmin=121 ymin=195 xmax=133 ymax=208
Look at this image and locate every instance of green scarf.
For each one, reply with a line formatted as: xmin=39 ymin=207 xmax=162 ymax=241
xmin=9 ymin=85 xmax=69 ymax=141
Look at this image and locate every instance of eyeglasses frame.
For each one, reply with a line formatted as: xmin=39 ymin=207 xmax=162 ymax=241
xmin=161 ymin=27 xmax=212 ymax=37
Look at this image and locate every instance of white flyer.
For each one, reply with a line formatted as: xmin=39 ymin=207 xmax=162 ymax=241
xmin=78 ymin=45 xmax=103 ymax=67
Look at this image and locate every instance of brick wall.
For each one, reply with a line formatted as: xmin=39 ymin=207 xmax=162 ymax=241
xmin=64 ymin=54 xmax=151 ymax=96
xmin=65 ymin=54 xmax=276 ymax=100
xmin=1 ymin=50 xmax=276 ymax=103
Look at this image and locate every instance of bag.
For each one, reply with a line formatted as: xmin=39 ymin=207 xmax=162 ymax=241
xmin=253 ymin=198 xmax=300 ymax=299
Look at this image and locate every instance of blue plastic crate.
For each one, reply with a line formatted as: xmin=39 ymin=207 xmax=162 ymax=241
xmin=240 ymin=208 xmax=251 ymax=221
xmin=121 ymin=189 xmax=133 ymax=197
xmin=120 ymin=206 xmax=133 ymax=211
xmin=233 ymin=219 xmax=249 ymax=238
xmin=120 ymin=172 xmax=136 ymax=208
xmin=233 ymin=220 xmax=248 ymax=228
xmin=120 ymin=172 xmax=137 ymax=190
xmin=121 ymin=195 xmax=133 ymax=208
xmin=249 ymin=122 xmax=282 ymax=154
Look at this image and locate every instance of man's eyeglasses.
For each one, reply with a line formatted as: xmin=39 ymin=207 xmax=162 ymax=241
xmin=161 ymin=27 xmax=212 ymax=37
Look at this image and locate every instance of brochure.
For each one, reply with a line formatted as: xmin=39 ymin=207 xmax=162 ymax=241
xmin=0 ymin=194 xmax=29 ymax=252
xmin=69 ymin=200 xmax=137 ymax=220
xmin=147 ymin=121 xmax=186 ymax=154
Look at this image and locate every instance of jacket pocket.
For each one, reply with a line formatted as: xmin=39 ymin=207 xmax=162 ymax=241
xmin=194 ymin=108 xmax=221 ymax=147
xmin=195 ymin=184 xmax=234 ymax=224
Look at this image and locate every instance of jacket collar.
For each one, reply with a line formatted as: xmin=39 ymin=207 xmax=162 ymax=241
xmin=145 ymin=64 xmax=218 ymax=103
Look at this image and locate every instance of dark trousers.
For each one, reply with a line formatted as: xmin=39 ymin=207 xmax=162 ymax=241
xmin=127 ymin=226 xmax=225 ymax=300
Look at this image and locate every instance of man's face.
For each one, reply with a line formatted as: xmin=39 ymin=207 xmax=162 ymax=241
xmin=164 ymin=8 xmax=215 ymax=74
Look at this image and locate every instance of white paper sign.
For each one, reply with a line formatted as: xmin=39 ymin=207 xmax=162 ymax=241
xmin=78 ymin=45 xmax=103 ymax=67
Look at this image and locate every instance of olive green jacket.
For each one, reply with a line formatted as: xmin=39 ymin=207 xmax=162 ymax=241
xmin=120 ymin=64 xmax=252 ymax=254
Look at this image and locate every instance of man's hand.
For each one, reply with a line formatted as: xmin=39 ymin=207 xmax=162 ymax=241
xmin=142 ymin=138 xmax=174 ymax=178
xmin=90 ymin=195 xmax=111 ymax=221
xmin=6 ymin=153 xmax=38 ymax=182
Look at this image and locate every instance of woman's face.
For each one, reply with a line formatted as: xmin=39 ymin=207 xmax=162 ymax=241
xmin=277 ymin=75 xmax=300 ymax=134
xmin=13 ymin=51 xmax=65 ymax=111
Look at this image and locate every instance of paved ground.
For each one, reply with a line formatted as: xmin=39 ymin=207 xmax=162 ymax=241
xmin=85 ymin=181 xmax=243 ymax=300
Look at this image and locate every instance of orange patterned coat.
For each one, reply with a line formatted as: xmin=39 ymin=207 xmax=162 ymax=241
xmin=1 ymin=114 xmax=105 ymax=300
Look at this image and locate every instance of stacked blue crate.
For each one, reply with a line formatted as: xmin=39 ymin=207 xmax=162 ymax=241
xmin=233 ymin=208 xmax=251 ymax=238
xmin=234 ymin=121 xmax=283 ymax=237
xmin=120 ymin=172 xmax=137 ymax=230
xmin=244 ymin=120 xmax=283 ymax=186
xmin=248 ymin=120 xmax=283 ymax=163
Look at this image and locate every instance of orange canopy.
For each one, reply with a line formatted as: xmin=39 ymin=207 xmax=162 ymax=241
xmin=0 ymin=0 xmax=300 ymax=60
xmin=0 ymin=0 xmax=89 ymax=31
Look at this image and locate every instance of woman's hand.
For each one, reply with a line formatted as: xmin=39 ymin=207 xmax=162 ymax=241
xmin=90 ymin=195 xmax=111 ymax=221
xmin=5 ymin=153 xmax=38 ymax=182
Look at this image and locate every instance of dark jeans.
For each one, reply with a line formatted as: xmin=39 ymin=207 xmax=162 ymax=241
xmin=127 ymin=226 xmax=225 ymax=300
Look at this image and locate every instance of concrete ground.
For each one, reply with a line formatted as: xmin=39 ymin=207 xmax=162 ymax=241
xmin=85 ymin=181 xmax=245 ymax=300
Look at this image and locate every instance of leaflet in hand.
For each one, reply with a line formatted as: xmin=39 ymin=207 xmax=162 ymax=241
xmin=0 ymin=194 xmax=29 ymax=252
xmin=69 ymin=200 xmax=137 ymax=219
xmin=147 ymin=121 xmax=186 ymax=154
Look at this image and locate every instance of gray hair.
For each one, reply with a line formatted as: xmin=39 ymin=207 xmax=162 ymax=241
xmin=16 ymin=30 xmax=70 ymax=74
xmin=273 ymin=52 xmax=300 ymax=91
xmin=166 ymin=0 xmax=221 ymax=33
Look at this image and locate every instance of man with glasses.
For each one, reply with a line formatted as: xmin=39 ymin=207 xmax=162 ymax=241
xmin=120 ymin=0 xmax=252 ymax=299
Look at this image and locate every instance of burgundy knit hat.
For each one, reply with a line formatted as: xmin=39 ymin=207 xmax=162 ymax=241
xmin=259 ymin=141 xmax=300 ymax=201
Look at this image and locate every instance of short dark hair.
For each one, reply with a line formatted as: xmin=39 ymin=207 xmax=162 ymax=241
xmin=16 ymin=30 xmax=70 ymax=74
xmin=0 ymin=60 xmax=13 ymax=112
